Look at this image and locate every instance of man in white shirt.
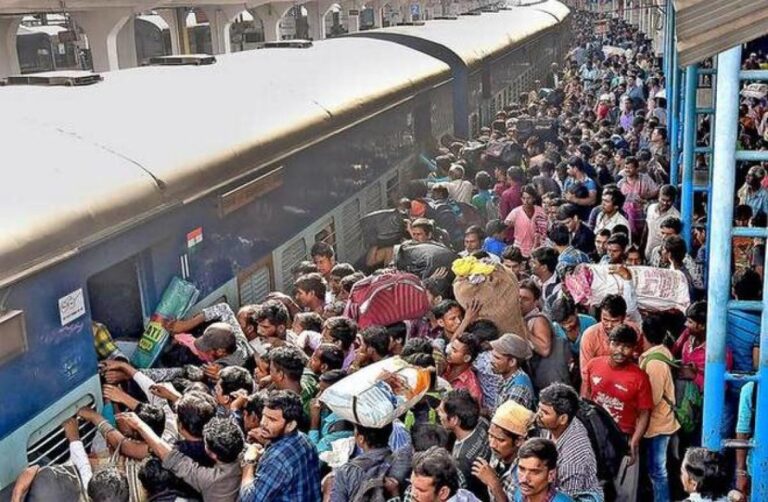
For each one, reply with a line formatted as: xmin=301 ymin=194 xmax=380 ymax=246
xmin=441 ymin=164 xmax=475 ymax=204
xmin=594 ymin=187 xmax=631 ymax=238
xmin=644 ymin=184 xmax=679 ymax=260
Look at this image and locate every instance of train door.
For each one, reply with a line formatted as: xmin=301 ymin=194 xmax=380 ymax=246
xmin=86 ymin=253 xmax=150 ymax=340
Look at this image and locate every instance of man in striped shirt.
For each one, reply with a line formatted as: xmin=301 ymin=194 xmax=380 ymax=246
xmin=536 ymin=383 xmax=603 ymax=500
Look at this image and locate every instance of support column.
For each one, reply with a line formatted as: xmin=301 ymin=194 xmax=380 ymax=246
xmin=200 ymin=5 xmax=243 ymax=54
xmin=72 ymin=8 xmax=134 ymax=72
xmin=680 ymin=64 xmax=697 ymax=249
xmin=252 ymin=2 xmax=293 ymax=42
xmin=702 ymin=45 xmax=741 ymax=454
xmin=346 ymin=9 xmax=360 ymax=32
xmin=372 ymin=0 xmax=384 ymax=27
xmin=117 ymin=16 xmax=137 ymax=68
xmin=306 ymin=1 xmax=324 ymax=40
xmin=157 ymin=8 xmax=184 ymax=54
xmin=0 ymin=16 xmax=21 ymax=78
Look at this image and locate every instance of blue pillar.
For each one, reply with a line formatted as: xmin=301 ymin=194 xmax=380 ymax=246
xmin=681 ymin=64 xmax=698 ymax=248
xmin=669 ymin=49 xmax=681 ymax=188
xmin=702 ymin=45 xmax=741 ymax=452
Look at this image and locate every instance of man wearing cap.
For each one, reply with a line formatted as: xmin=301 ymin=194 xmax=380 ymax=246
xmin=490 ymin=334 xmax=535 ymax=411
xmin=439 ymin=164 xmax=474 ymax=205
xmin=191 ymin=322 xmax=246 ymax=381
xmin=471 ymin=400 xmax=533 ymax=502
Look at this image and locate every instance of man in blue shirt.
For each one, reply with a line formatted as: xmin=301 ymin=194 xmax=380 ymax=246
xmin=240 ymin=390 xmax=321 ymax=502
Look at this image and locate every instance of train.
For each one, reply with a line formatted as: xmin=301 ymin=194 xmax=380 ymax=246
xmin=0 ymin=0 xmax=569 ymax=491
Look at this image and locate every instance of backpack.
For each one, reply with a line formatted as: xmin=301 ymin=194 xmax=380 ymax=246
xmin=344 ymin=271 xmax=430 ymax=329
xmin=429 ymin=200 xmax=463 ymax=244
xmin=576 ymin=399 xmax=629 ymax=483
xmin=640 ymin=352 xmax=702 ymax=434
xmin=484 ymin=140 xmax=524 ymax=166
xmin=349 ymin=452 xmax=394 ymax=502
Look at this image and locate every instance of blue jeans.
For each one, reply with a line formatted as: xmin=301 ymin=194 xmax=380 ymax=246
xmin=644 ymin=434 xmax=671 ymax=502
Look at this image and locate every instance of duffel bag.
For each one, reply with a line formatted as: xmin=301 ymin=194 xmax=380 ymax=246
xmin=344 ymin=270 xmax=430 ymax=329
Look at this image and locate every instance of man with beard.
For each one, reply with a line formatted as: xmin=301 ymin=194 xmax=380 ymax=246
xmin=471 ymin=400 xmax=533 ymax=502
xmin=240 ymin=390 xmax=321 ymax=501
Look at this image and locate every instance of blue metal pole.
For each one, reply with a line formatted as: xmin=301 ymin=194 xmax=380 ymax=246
xmin=669 ymin=52 xmax=681 ymax=188
xmin=681 ymin=64 xmax=698 ymax=248
xmin=663 ymin=0 xmax=672 ymax=101
xmin=702 ymin=45 xmax=741 ymax=452
xmin=753 ymin=202 xmax=768 ymax=502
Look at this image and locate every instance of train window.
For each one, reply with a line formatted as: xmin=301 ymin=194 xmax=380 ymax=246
xmin=86 ymin=255 xmax=145 ymax=340
xmin=314 ymin=219 xmax=337 ymax=251
xmin=280 ymin=237 xmax=307 ymax=292
xmin=386 ymin=174 xmax=400 ymax=206
xmin=364 ymin=183 xmax=383 ymax=213
xmin=340 ymin=198 xmax=363 ymax=262
xmin=0 ymin=310 xmax=27 ymax=365
xmin=469 ymin=114 xmax=480 ymax=139
xmin=239 ymin=264 xmax=273 ymax=306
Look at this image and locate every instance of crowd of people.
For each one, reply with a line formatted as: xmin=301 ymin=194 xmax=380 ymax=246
xmin=11 ymin=7 xmax=768 ymax=502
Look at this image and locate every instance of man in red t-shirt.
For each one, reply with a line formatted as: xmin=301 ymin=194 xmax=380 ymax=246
xmin=582 ymin=324 xmax=653 ymax=499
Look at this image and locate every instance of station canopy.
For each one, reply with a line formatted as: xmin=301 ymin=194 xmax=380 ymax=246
xmin=675 ymin=0 xmax=768 ymax=67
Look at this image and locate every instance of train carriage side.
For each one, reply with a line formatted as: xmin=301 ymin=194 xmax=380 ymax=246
xmin=0 ymin=37 xmax=452 ymax=491
xmin=348 ymin=0 xmax=570 ymax=139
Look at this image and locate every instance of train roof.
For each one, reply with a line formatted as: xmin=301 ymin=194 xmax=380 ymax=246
xmin=349 ymin=0 xmax=570 ymax=69
xmin=0 ymin=37 xmax=450 ymax=287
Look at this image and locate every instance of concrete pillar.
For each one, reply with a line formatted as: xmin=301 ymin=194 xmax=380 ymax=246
xmin=72 ymin=8 xmax=134 ymax=72
xmin=400 ymin=1 xmax=413 ymax=22
xmin=253 ymin=2 xmax=294 ymax=42
xmin=346 ymin=11 xmax=360 ymax=32
xmin=0 ymin=16 xmax=21 ymax=78
xmin=200 ymin=5 xmax=243 ymax=54
xmin=157 ymin=8 xmax=183 ymax=54
xmin=372 ymin=1 xmax=384 ymax=27
xmin=117 ymin=16 xmax=137 ymax=68
xmin=306 ymin=1 xmax=323 ymax=40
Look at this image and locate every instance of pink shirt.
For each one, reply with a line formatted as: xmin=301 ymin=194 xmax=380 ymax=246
xmin=673 ymin=328 xmax=733 ymax=392
xmin=504 ymin=205 xmax=547 ymax=257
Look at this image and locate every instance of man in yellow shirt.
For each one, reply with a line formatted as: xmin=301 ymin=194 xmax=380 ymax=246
xmin=639 ymin=315 xmax=680 ymax=502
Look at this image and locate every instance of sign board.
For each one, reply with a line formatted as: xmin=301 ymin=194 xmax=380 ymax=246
xmin=411 ymin=4 xmax=420 ymax=16
xmin=58 ymin=289 xmax=85 ymax=326
xmin=348 ymin=9 xmax=360 ymax=16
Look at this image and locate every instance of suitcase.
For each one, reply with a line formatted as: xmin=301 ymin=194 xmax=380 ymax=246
xmin=344 ymin=271 xmax=430 ymax=328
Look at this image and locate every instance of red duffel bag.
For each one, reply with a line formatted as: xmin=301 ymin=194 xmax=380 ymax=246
xmin=344 ymin=270 xmax=430 ymax=329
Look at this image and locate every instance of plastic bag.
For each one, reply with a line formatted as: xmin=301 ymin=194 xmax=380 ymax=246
xmin=131 ymin=277 xmax=200 ymax=368
xmin=320 ymin=357 xmax=430 ymax=428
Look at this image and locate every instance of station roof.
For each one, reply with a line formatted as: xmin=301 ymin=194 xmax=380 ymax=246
xmin=675 ymin=0 xmax=768 ymax=67
xmin=0 ymin=37 xmax=450 ymax=287
xmin=349 ymin=0 xmax=569 ymax=69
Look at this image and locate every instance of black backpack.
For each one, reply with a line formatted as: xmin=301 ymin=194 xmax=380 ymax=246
xmin=349 ymin=452 xmax=394 ymax=502
xmin=575 ymin=399 xmax=629 ymax=484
